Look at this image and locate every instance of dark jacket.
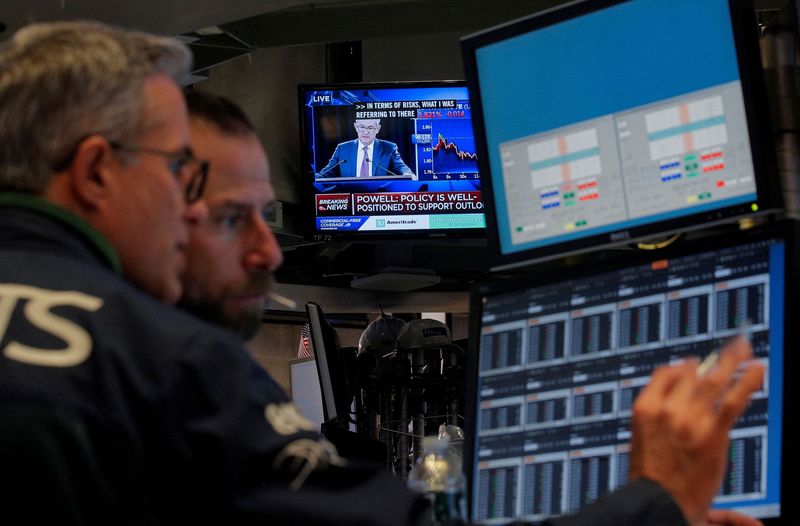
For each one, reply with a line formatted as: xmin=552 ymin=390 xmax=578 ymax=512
xmin=0 ymin=192 xmax=428 ymax=526
xmin=546 ymin=479 xmax=687 ymax=526
xmin=0 ymin=193 xmax=686 ymax=526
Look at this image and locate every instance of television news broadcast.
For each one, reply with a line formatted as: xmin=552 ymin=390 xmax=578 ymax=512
xmin=299 ymin=82 xmax=486 ymax=238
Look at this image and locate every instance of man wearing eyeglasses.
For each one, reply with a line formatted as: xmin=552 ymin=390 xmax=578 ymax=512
xmin=318 ymin=118 xmax=415 ymax=179
xmin=0 ymin=34 xmax=207 ymax=305
xmin=0 ymin=21 xmax=428 ymax=526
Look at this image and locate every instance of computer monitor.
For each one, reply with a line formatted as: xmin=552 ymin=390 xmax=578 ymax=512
xmin=305 ymin=302 xmax=353 ymax=428
xmin=464 ymin=225 xmax=796 ymax=524
xmin=461 ymin=0 xmax=779 ymax=269
xmin=298 ymin=81 xmax=486 ymax=240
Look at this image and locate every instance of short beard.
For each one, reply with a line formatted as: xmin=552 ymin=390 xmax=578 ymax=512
xmin=178 ymin=293 xmax=263 ymax=340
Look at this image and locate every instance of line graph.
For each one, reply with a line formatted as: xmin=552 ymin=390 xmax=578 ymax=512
xmin=430 ymin=119 xmax=479 ymax=174
xmin=433 ymin=134 xmax=478 ymax=160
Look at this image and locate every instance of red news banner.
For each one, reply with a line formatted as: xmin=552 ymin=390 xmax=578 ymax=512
xmin=316 ymin=191 xmax=483 ymax=216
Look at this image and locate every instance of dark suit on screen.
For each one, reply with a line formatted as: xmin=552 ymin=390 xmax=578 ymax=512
xmin=318 ymin=138 xmax=414 ymax=178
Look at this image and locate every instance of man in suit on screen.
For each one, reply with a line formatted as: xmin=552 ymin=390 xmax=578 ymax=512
xmin=318 ymin=118 xmax=415 ymax=179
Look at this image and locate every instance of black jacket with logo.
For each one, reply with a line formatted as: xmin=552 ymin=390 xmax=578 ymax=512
xmin=0 ymin=193 xmax=429 ymax=525
xmin=0 ymin=193 xmax=686 ymax=526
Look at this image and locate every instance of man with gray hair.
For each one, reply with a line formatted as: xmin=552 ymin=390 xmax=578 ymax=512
xmin=0 ymin=20 xmax=204 ymax=303
xmin=0 ymin=21 xmax=428 ymax=526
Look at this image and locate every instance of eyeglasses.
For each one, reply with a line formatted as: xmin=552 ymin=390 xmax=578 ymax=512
xmin=355 ymin=125 xmax=378 ymax=132
xmin=109 ymin=141 xmax=208 ymax=203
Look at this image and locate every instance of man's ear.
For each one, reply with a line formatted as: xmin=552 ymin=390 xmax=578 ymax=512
xmin=66 ymin=135 xmax=115 ymax=207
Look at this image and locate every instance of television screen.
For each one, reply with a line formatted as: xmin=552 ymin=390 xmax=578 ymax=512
xmin=299 ymin=81 xmax=486 ymax=239
xmin=464 ymin=227 xmax=794 ymax=524
xmin=461 ymin=0 xmax=779 ymax=269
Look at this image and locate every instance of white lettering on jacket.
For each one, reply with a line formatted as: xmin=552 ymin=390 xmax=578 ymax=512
xmin=264 ymin=402 xmax=316 ymax=435
xmin=273 ymin=438 xmax=346 ymax=491
xmin=0 ymin=284 xmax=103 ymax=367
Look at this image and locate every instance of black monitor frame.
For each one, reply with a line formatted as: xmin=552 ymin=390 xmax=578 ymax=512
xmin=464 ymin=220 xmax=799 ymax=524
xmin=305 ymin=302 xmax=353 ymax=429
xmin=461 ymin=0 xmax=781 ymax=270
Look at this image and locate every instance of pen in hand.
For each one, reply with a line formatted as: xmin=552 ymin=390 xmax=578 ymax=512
xmin=696 ymin=350 xmax=719 ymax=376
xmin=696 ymin=320 xmax=753 ymax=377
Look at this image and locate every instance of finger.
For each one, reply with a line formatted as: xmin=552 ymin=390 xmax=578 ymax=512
xmin=663 ymin=358 xmax=702 ymax=411
xmin=683 ymin=342 xmax=754 ymax=442
xmin=716 ymin=360 xmax=765 ymax=429
xmin=694 ymin=336 xmax=752 ymax=406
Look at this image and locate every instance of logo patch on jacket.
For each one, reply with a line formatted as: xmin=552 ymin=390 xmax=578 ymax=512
xmin=0 ymin=284 xmax=103 ymax=367
xmin=264 ymin=402 xmax=316 ymax=435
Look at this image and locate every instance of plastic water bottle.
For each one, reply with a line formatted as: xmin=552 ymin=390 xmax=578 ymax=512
xmin=407 ymin=435 xmax=467 ymax=526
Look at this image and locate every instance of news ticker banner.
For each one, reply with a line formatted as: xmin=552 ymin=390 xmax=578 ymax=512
xmin=352 ymin=99 xmax=466 ymax=120
xmin=317 ymin=213 xmax=485 ymax=231
xmin=316 ymin=191 xmax=485 ymax=231
xmin=317 ymin=191 xmax=484 ymax=215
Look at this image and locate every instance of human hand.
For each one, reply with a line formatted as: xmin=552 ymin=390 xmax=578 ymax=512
xmin=705 ymin=509 xmax=764 ymax=526
xmin=629 ymin=336 xmax=764 ymax=526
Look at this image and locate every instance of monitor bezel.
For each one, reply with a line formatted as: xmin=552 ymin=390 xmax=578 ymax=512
xmin=460 ymin=0 xmax=781 ymax=271
xmin=463 ymin=220 xmax=799 ymax=525
xmin=305 ymin=301 xmax=354 ymax=428
xmin=297 ymin=79 xmax=488 ymax=242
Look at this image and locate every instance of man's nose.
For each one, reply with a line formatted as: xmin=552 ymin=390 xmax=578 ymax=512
xmin=244 ymin=216 xmax=283 ymax=273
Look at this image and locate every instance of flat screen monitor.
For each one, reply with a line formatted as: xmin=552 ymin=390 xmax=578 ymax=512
xmin=299 ymin=81 xmax=486 ymax=240
xmin=464 ymin=227 xmax=795 ymax=524
xmin=305 ymin=302 xmax=352 ymax=428
xmin=461 ymin=0 xmax=779 ymax=269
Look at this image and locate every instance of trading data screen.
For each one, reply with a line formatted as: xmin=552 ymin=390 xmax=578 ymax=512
xmin=470 ymin=237 xmax=784 ymax=524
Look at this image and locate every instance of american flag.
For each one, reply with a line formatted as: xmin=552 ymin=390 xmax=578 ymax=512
xmin=297 ymin=323 xmax=313 ymax=358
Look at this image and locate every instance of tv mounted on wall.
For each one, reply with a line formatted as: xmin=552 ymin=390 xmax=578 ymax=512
xmin=299 ymin=81 xmax=486 ymax=240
